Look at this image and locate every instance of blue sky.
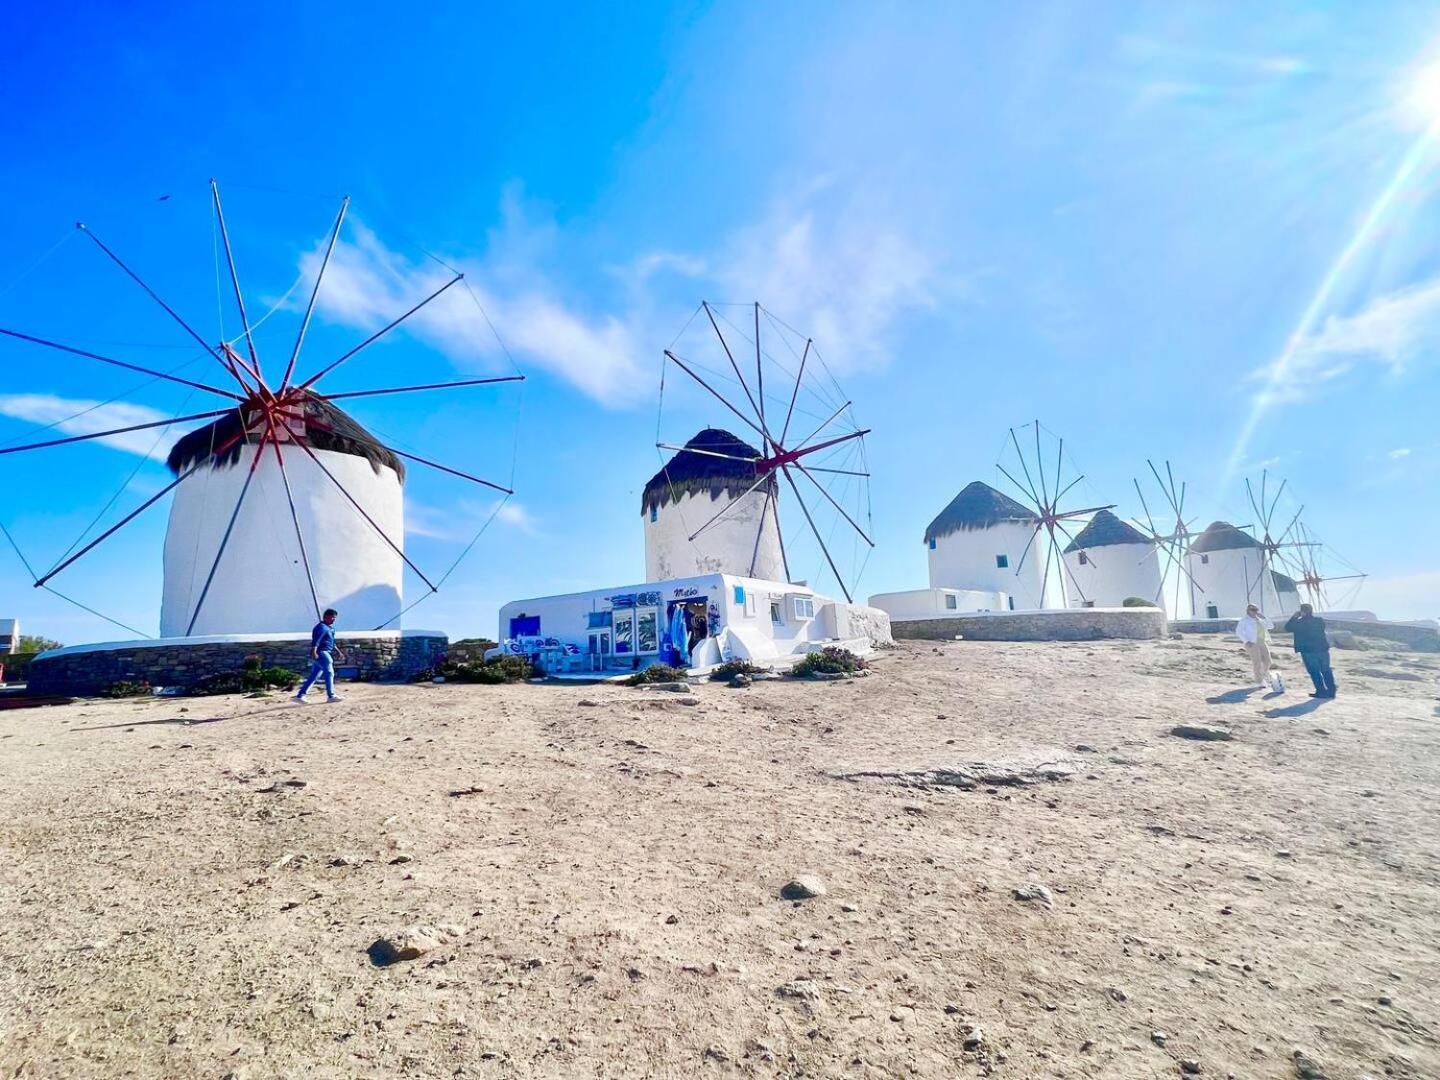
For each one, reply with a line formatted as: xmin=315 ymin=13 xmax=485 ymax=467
xmin=3 ymin=1 xmax=1440 ymax=644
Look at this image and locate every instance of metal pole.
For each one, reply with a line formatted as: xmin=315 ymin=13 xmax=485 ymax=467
xmin=780 ymin=466 xmax=851 ymax=603
xmin=281 ymin=195 xmax=349 ymax=391
xmin=0 ymin=328 xmax=245 ymax=401
xmin=296 ymin=273 xmax=463 ymax=391
xmin=209 ymin=180 xmax=265 ymax=388
xmin=778 ymin=338 xmax=810 ymax=448
xmin=319 ymin=374 xmax=524 ymax=402
xmin=185 ymin=427 xmax=269 ymax=634
xmin=266 ymin=424 xmax=321 ymax=621
xmin=0 ymin=407 xmax=231 ymax=457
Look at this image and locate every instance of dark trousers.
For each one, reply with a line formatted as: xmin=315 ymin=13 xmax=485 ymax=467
xmin=1300 ymin=650 xmax=1336 ymax=696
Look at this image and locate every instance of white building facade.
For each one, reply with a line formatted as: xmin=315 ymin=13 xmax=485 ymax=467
xmin=1186 ymin=521 xmax=1282 ymax=619
xmin=497 ymin=572 xmax=891 ymax=674
xmin=924 ymin=481 xmax=1044 ymax=609
xmin=642 ymin=429 xmax=784 ymax=582
xmin=160 ymin=404 xmax=405 ymax=637
xmin=1061 ymin=509 xmax=1163 ymax=608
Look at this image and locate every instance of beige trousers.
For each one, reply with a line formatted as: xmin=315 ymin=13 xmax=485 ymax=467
xmin=1245 ymin=640 xmax=1272 ymax=684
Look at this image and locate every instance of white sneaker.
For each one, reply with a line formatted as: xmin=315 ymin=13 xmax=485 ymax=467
xmin=293 ymin=693 xmax=308 ymax=704
xmin=325 ymin=695 xmax=343 ymax=703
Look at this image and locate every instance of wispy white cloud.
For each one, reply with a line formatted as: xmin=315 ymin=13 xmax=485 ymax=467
xmin=1247 ymin=277 xmax=1440 ymax=406
xmin=300 ymin=185 xmax=946 ymax=409
xmin=714 ymin=188 xmax=940 ymax=373
xmin=303 ymin=221 xmax=647 ymax=408
xmin=1350 ymin=569 xmax=1440 ymax=622
xmin=1389 ymin=447 xmax=1413 ymax=460
xmin=405 ymin=496 xmax=538 ymax=542
xmin=0 ymin=395 xmax=175 ymax=460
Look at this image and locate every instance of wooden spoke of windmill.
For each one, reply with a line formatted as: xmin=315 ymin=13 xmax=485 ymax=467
xmin=1131 ymin=458 xmax=1206 ymax=612
xmin=995 ymin=420 xmax=1114 ymax=607
xmin=658 ymin=301 xmax=874 ymax=602
xmin=0 ymin=182 xmax=523 ymax=633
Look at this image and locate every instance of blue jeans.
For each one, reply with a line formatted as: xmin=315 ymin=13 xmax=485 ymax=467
xmin=1301 ymin=650 xmax=1336 ymax=696
xmin=298 ymin=652 xmax=335 ymax=698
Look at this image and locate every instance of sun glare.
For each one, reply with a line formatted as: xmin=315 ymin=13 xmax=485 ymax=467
xmin=1401 ymin=58 xmax=1440 ymax=129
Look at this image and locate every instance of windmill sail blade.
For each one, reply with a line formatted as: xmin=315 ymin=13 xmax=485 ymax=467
xmin=780 ymin=466 xmax=850 ymax=603
xmin=281 ymin=195 xmax=350 ymax=391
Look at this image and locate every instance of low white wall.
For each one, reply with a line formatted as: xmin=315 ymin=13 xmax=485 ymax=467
xmin=868 ymin=587 xmax=1010 ymax=621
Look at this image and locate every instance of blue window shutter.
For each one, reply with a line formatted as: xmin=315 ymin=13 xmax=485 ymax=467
xmin=928 ymin=538 xmax=936 ymax=550
xmin=733 ymin=586 xmax=745 ymax=604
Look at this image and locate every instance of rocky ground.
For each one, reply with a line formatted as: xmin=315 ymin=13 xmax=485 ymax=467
xmin=1 ymin=634 xmax=1437 ymax=1079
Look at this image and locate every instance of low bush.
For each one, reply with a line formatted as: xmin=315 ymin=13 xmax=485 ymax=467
xmin=102 ymin=678 xmax=151 ymax=698
xmin=793 ymin=647 xmax=867 ymax=677
xmin=437 ymin=654 xmax=535 ymax=684
xmin=709 ymin=659 xmax=765 ymax=681
xmin=625 ymin=663 xmax=689 ymax=686
xmin=1122 ymin=596 xmax=1158 ymax=608
xmin=190 ymin=662 xmax=301 ymax=696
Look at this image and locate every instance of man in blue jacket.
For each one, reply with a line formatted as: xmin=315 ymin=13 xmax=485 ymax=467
xmin=295 ymin=608 xmax=346 ymax=703
xmin=1284 ymin=604 xmax=1336 ymax=699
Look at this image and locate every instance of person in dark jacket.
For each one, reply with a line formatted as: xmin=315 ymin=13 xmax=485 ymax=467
xmin=1284 ymin=603 xmax=1336 ymax=698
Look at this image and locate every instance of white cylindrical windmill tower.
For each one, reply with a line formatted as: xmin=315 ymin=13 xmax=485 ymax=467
xmin=160 ymin=395 xmax=405 ymax=637
xmin=924 ymin=481 xmax=1044 ymax=608
xmin=643 ymin=428 xmax=784 ymax=582
xmin=1185 ymin=521 xmax=1281 ymax=619
xmin=1061 ymin=509 xmax=1164 ymax=608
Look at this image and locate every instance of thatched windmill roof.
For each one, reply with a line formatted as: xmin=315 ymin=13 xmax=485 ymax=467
xmin=642 ymin=428 xmax=772 ymax=516
xmin=924 ymin=481 xmax=1037 ymax=544
xmin=166 ymin=393 xmax=405 ymax=480
xmin=1062 ymin=508 xmax=1148 ymax=554
xmin=1190 ymin=520 xmax=1261 ymax=554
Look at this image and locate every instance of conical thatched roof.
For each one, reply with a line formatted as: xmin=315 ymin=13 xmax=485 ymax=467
xmin=1190 ymin=520 xmax=1260 ymax=554
xmin=1062 ymin=508 xmax=1148 ymax=554
xmin=167 ymin=393 xmax=405 ymax=480
xmin=924 ymin=481 xmax=1037 ymax=544
xmin=642 ymin=428 xmax=773 ymax=516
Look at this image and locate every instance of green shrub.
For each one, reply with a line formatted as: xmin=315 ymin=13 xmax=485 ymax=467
xmin=709 ymin=659 xmax=765 ymax=681
xmin=793 ymin=647 xmax=867 ymax=677
xmin=437 ymin=654 xmax=535 ymax=684
xmin=103 ymin=679 xmax=151 ymax=698
xmin=1122 ymin=596 xmax=1158 ymax=608
xmin=625 ymin=663 xmax=689 ymax=686
xmin=190 ymin=663 xmax=300 ymax=696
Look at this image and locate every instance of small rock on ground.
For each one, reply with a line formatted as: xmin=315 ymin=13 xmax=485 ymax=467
xmin=1171 ymin=724 xmax=1234 ymax=742
xmin=1013 ymin=883 xmax=1053 ymax=906
xmin=780 ymin=876 xmax=828 ymax=900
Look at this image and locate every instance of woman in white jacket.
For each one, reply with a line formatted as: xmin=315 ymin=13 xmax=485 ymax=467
xmin=1236 ymin=604 xmax=1281 ymax=692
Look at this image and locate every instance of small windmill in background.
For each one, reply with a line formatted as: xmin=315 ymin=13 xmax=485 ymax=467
xmin=1243 ymin=470 xmax=1320 ymax=610
xmin=1289 ymin=520 xmax=1369 ymax=610
xmin=995 ymin=420 xmax=1115 ymax=608
xmin=1131 ymin=459 xmax=1205 ymax=617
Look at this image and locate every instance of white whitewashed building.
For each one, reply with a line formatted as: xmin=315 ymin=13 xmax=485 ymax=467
xmin=1186 ymin=521 xmax=1282 ymax=618
xmin=160 ymin=397 xmax=404 ymax=637
xmin=1060 ymin=508 xmax=1163 ymax=608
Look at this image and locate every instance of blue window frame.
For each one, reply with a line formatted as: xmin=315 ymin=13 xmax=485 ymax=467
xmin=928 ymin=538 xmax=937 ymax=550
xmin=733 ymin=585 xmax=745 ymax=604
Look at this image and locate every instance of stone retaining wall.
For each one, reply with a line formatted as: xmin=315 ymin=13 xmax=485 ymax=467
xmin=28 ymin=632 xmax=448 ymax=697
xmin=892 ymin=607 xmax=1167 ymax=642
xmin=1170 ymin=617 xmax=1439 ymax=651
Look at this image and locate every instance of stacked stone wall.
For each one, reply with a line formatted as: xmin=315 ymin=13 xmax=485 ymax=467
xmin=893 ymin=608 xmax=1166 ymax=642
xmin=1170 ymin=617 xmax=1438 ymax=651
xmin=28 ymin=633 xmax=447 ymax=697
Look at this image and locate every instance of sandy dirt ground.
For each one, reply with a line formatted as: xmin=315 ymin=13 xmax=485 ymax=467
xmin=1 ymin=634 xmax=1438 ymax=1079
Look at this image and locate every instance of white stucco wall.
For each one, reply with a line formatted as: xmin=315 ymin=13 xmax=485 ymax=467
xmin=1184 ymin=547 xmax=1281 ymax=619
xmin=644 ymin=487 xmax=784 ymax=582
xmin=1061 ymin=542 xmax=1164 ymax=608
xmin=161 ymin=444 xmax=404 ymax=637
xmin=496 ymin=571 xmax=885 ymax=668
xmin=868 ymin=587 xmax=1010 ymax=621
xmin=928 ymin=522 xmax=1045 ymax=608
